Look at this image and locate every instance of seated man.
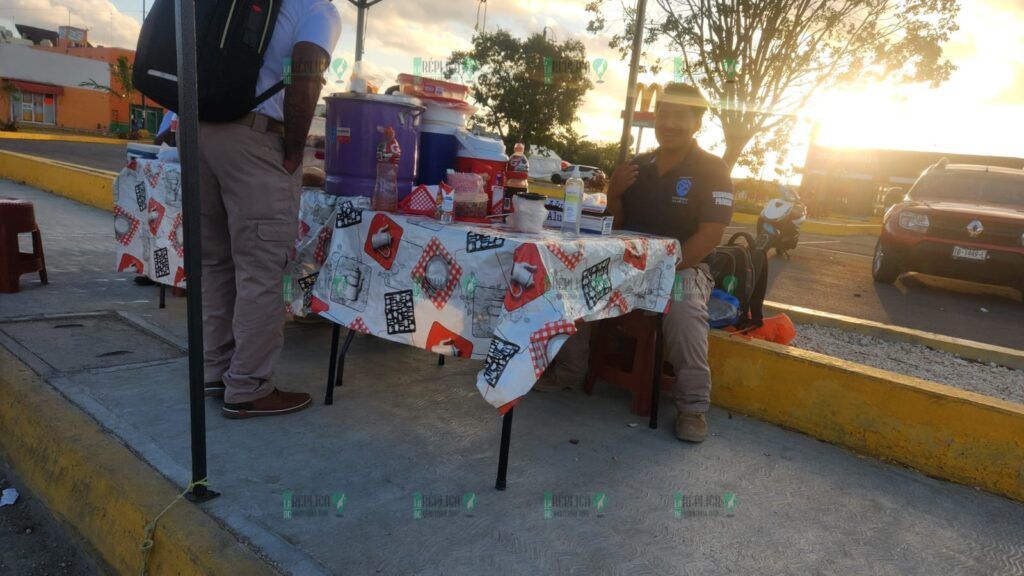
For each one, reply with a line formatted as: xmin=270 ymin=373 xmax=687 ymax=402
xmin=553 ymin=82 xmax=734 ymax=443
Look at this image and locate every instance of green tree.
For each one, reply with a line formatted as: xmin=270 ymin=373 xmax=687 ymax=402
xmin=448 ymin=30 xmax=593 ymax=151
xmin=0 ymin=81 xmax=18 ymax=130
xmin=551 ymin=129 xmax=624 ymax=176
xmin=587 ymin=0 xmax=960 ymax=170
xmin=80 ymin=55 xmax=139 ymax=136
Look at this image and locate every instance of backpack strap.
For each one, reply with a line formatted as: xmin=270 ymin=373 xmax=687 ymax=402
xmin=728 ymin=231 xmax=757 ymax=248
xmin=252 ymin=80 xmax=286 ymax=108
xmin=739 ymin=248 xmax=768 ymax=328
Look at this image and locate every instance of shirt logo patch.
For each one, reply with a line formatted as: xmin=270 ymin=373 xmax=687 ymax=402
xmin=712 ymin=191 xmax=734 ymax=207
xmin=675 ymin=177 xmax=693 ymax=198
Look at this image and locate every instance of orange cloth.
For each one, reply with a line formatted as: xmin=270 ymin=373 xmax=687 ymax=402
xmin=725 ymin=313 xmax=797 ymax=345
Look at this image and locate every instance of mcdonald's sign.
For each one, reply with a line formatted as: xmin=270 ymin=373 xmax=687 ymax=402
xmin=620 ymin=82 xmax=662 ymax=128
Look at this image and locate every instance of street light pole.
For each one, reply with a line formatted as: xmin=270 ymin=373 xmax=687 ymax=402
xmin=617 ymin=0 xmax=649 ymax=165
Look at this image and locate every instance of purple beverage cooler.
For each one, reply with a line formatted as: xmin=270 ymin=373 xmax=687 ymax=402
xmin=324 ymin=93 xmax=424 ymax=199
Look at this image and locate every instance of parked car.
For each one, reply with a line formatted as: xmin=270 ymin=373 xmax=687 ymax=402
xmin=872 ymin=160 xmax=1024 ymax=295
xmin=551 ymin=164 xmax=605 ymax=185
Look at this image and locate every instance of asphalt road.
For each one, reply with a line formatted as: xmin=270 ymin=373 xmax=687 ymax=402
xmin=0 ymin=139 xmax=126 ymax=172
xmin=725 ymin=223 xmax=1024 ymax=350
xmin=4 ymin=139 xmax=1022 ymax=350
xmin=0 ymin=463 xmax=103 ymax=575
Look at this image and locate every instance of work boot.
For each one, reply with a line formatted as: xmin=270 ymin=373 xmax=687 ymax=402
xmin=222 ymin=389 xmax=312 ymax=419
xmin=675 ymin=412 xmax=708 ymax=443
xmin=204 ymin=381 xmax=226 ymax=398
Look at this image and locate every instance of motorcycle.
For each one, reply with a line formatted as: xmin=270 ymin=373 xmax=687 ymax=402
xmin=755 ymin=187 xmax=806 ymax=257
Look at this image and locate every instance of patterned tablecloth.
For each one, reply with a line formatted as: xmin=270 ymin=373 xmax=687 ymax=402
xmin=113 ymin=159 xmax=186 ymax=287
xmin=310 ymin=202 xmax=682 ymax=410
xmin=286 ymin=189 xmax=342 ymax=316
xmin=114 ymin=157 xmax=333 ymax=299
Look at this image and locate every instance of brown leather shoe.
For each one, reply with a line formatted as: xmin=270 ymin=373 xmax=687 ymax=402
xmin=675 ymin=412 xmax=708 ymax=443
xmin=222 ymin=389 xmax=312 ymax=419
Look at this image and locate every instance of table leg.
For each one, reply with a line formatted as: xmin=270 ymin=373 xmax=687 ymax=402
xmin=650 ymin=313 xmax=664 ymax=430
xmin=325 ymin=324 xmax=341 ymax=405
xmin=494 ymin=407 xmax=514 ymax=491
xmin=438 ymin=354 xmax=445 ymax=366
xmin=159 ymin=283 xmax=166 ymax=309
xmin=335 ymin=329 xmax=356 ymax=388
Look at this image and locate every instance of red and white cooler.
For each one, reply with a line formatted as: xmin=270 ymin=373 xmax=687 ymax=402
xmin=454 ymin=129 xmax=509 ymax=216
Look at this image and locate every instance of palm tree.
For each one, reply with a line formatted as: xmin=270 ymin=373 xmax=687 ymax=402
xmin=79 ymin=56 xmax=138 ymax=136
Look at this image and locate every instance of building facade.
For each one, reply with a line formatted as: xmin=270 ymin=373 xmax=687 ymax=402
xmin=800 ymin=145 xmax=1024 ymax=217
xmin=0 ymin=26 xmax=164 ymax=134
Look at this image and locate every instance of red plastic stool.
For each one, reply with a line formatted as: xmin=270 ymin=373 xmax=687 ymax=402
xmin=584 ymin=311 xmax=674 ymax=416
xmin=0 ymin=199 xmax=48 ymax=293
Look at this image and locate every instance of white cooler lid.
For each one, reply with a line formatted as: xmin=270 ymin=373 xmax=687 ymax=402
xmin=454 ymin=129 xmax=508 ymax=162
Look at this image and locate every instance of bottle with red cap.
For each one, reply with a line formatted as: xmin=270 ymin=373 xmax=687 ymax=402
xmin=504 ymin=142 xmax=529 ymax=213
xmin=372 ymin=127 xmax=401 ymax=211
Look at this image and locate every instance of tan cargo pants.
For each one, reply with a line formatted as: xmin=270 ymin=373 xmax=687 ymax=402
xmin=199 ymin=119 xmax=301 ymax=403
xmin=555 ymin=264 xmax=715 ymax=413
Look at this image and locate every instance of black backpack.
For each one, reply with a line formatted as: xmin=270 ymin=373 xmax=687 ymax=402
xmin=132 ymin=0 xmax=285 ymax=122
xmin=707 ymin=232 xmax=768 ymax=329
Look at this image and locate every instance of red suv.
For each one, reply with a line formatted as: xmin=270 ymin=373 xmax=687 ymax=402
xmin=873 ymin=161 xmax=1024 ymax=295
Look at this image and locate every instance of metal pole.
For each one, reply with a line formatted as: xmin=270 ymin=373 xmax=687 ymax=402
xmin=649 ymin=314 xmax=663 ymax=429
xmin=348 ymin=0 xmax=385 ymax=63
xmin=494 ymin=407 xmax=514 ymax=490
xmin=175 ymin=0 xmax=216 ymax=502
xmin=354 ymin=4 xmax=365 ymax=62
xmin=617 ymin=0 xmax=649 ymax=165
xmin=140 ymin=0 xmax=147 ymax=131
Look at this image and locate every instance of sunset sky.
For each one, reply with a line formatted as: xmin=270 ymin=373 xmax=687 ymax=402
xmin=2 ymin=0 xmax=1022 ymax=177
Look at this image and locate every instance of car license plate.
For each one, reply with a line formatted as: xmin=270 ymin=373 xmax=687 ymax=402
xmin=951 ymin=246 xmax=987 ymax=261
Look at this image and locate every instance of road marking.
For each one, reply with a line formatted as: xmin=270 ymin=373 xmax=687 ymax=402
xmin=800 ymin=240 xmax=842 ymax=245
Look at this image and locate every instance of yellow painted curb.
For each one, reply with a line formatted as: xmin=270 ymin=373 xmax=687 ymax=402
xmin=709 ymin=331 xmax=1024 ymax=502
xmin=765 ymin=301 xmax=1024 ymax=370
xmin=731 ymin=211 xmax=881 ymax=236
xmin=0 ymin=347 xmax=279 ymax=576
xmin=0 ymin=131 xmax=126 ymax=145
xmin=0 ymin=150 xmax=115 ymax=211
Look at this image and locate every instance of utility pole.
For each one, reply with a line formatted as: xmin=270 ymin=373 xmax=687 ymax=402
xmin=617 ymin=0 xmax=648 ymax=165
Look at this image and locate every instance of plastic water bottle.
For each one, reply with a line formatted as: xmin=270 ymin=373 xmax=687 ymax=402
xmin=372 ymin=127 xmax=400 ymax=211
xmin=561 ymin=165 xmax=584 ymax=235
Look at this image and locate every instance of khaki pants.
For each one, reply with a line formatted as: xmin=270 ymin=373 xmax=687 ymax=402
xmin=199 ymin=119 xmax=301 ymax=403
xmin=556 ymin=264 xmax=715 ymax=413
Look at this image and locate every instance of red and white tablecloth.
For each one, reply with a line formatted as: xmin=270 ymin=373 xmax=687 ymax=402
xmin=113 ymin=159 xmax=186 ymax=287
xmin=311 ymin=204 xmax=681 ymax=410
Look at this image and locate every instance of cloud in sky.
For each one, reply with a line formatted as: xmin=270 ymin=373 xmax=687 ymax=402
xmin=0 ymin=0 xmax=141 ymax=48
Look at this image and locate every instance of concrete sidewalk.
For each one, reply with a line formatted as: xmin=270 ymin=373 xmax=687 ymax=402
xmin=2 ymin=178 xmax=1023 ymax=575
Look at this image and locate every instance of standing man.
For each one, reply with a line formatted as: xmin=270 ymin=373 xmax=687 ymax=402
xmin=556 ymin=83 xmax=733 ymax=443
xmin=200 ymin=0 xmax=341 ymax=418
